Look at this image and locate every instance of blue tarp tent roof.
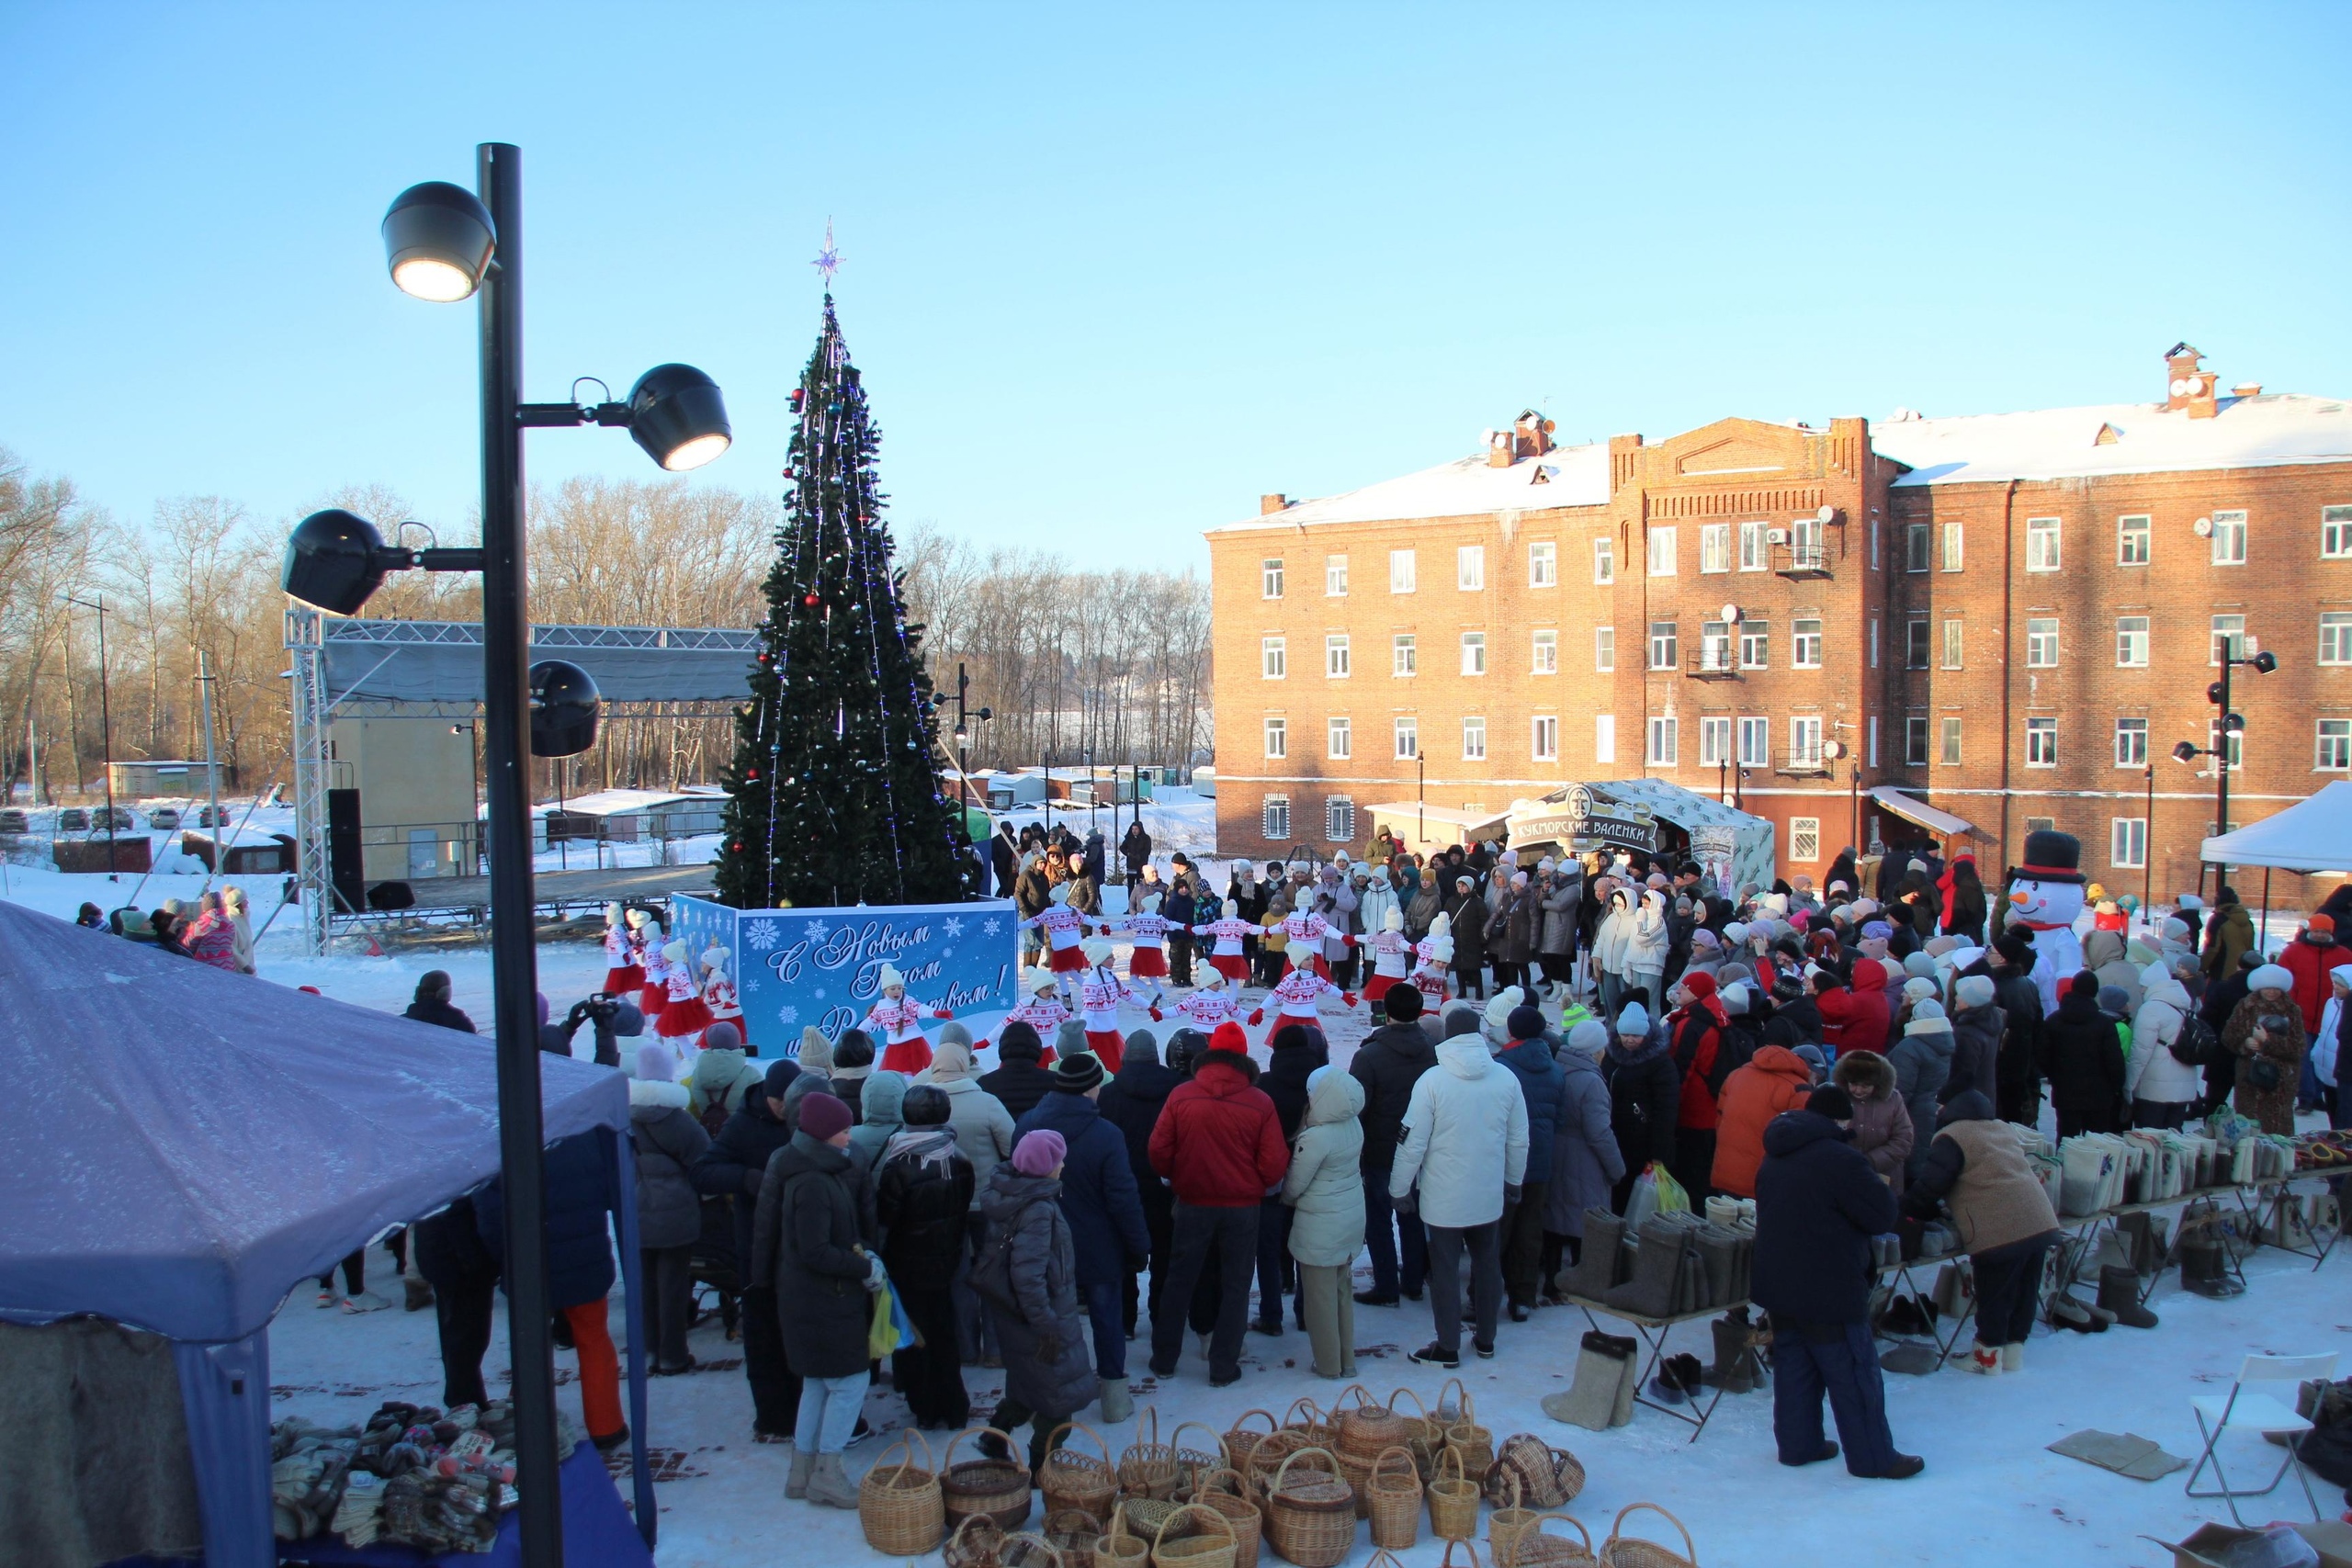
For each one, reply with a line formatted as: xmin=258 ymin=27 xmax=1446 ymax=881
xmin=0 ymin=898 xmax=628 ymax=1342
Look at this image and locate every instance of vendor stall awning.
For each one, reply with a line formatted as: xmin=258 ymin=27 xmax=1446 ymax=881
xmin=1871 ymin=785 xmax=1974 ymax=838
xmin=2199 ymin=780 xmax=2352 ymax=873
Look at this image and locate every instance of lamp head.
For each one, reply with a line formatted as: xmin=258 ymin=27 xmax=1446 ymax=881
xmin=2208 ymin=682 xmax=2227 ymax=705
xmin=2252 ymin=650 xmax=2278 ymax=674
xmin=283 ymin=509 xmax=401 ymax=615
xmin=2173 ymin=740 xmax=2199 ymax=764
xmin=528 ymin=660 xmax=601 ymax=758
xmin=626 ymin=364 xmax=731 ymax=471
xmin=382 ymin=182 xmax=497 ymax=302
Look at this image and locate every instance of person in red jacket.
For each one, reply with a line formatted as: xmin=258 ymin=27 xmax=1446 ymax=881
xmin=2278 ymin=914 xmax=2352 ymax=1035
xmin=1667 ymin=970 xmax=1729 ymax=1200
xmin=1710 ymin=1044 xmax=1816 ymax=1198
xmin=1817 ymin=960 xmax=1891 ymax=1057
xmin=1146 ymin=1021 xmax=1288 ymax=1386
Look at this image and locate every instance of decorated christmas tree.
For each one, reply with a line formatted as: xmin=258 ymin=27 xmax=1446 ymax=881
xmin=713 ymin=295 xmax=973 ymax=909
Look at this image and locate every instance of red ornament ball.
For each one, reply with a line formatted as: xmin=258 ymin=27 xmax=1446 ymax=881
xmin=803 ymin=593 xmax=820 ymax=606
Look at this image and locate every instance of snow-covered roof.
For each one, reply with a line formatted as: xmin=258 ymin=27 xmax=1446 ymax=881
xmin=1876 ymin=392 xmax=2352 ymax=487
xmin=552 ymin=788 xmax=715 ymax=818
xmin=1210 ymin=443 xmax=1611 ymax=534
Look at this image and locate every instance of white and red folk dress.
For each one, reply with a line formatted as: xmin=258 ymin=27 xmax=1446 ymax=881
xmin=1192 ymin=918 xmax=1255 ymax=983
xmin=1360 ymin=930 xmax=1415 ymax=1006
xmin=702 ymin=970 xmax=744 ymax=1049
xmin=1280 ymin=909 xmax=1334 ymax=979
xmin=1076 ymin=966 xmax=1142 ymax=1072
xmin=1249 ymin=967 xmax=1353 ymax=1035
xmin=636 ymin=942 xmax=671 ymax=1023
xmin=602 ymin=923 xmax=643 ymax=996
xmin=861 ymin=994 xmax=947 ymax=1076
xmin=1023 ymin=906 xmax=1091 ymax=973
xmin=655 ymin=963 xmax=713 ymax=1044
xmin=995 ymin=995 xmax=1071 ymax=1066
xmin=1107 ymin=912 xmax=1170 ymax=979
xmin=1172 ymin=985 xmax=1241 ymax=1035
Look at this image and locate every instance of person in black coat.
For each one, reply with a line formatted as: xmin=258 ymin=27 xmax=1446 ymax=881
xmin=980 ymin=1021 xmax=1057 ymax=1120
xmin=1254 ymin=1024 xmax=1329 ymax=1330
xmin=1119 ymin=821 xmax=1152 ymax=892
xmin=2041 ymin=971 xmax=2127 ymax=1136
xmin=1600 ymin=1004 xmax=1679 ymax=1212
xmin=1164 ymin=881 xmax=1199 ymax=986
xmin=1013 ymin=1053 xmax=1151 ymax=1416
xmin=1989 ymin=934 xmax=2046 ymax=1126
xmin=692 ymin=1059 xmax=801 ymax=1439
xmin=1451 ymin=881 xmax=1491 ymax=1000
xmin=403 ymin=969 xmax=477 ymax=1032
xmin=1752 ymin=1089 xmax=1919 ymax=1480
xmin=876 ymin=1085 xmax=976 ymax=1429
xmin=412 ymin=1194 xmax=500 ymax=1408
xmin=992 ymin=825 xmax=1020 ymax=902
xmin=2199 ymin=951 xmax=2260 ymax=1111
xmin=1349 ymin=988 xmax=1438 ymax=1303
xmin=1102 ymin=1028 xmax=1183 ymax=1334
xmin=476 ymin=1131 xmax=626 ymax=1448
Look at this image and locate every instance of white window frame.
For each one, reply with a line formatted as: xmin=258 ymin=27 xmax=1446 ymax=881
xmin=2118 ymin=514 xmax=2151 ymax=567
xmin=1700 ymin=716 xmax=1731 ymax=767
xmin=1326 ymin=715 xmax=1351 ymax=760
xmin=1531 ymin=715 xmax=1558 ymax=763
xmin=1739 ymin=522 xmax=1769 ymax=571
xmin=2321 ymin=612 xmax=2352 ymax=667
xmin=1324 ymin=553 xmax=1349 ymax=597
xmin=1789 ymin=716 xmax=1823 ymax=769
xmin=1528 ymin=541 xmax=1557 ymax=587
xmin=1595 ymin=626 xmax=1616 ymax=671
xmin=1941 ymin=618 xmax=1963 ymax=671
xmin=1389 ymin=548 xmax=1417 ymax=593
xmin=2115 ymin=716 xmax=2148 ymax=768
xmin=1261 ymin=558 xmax=1284 ymax=599
xmin=1592 ymin=714 xmax=1614 ymax=764
xmin=1324 ymin=633 xmax=1350 ymax=678
xmin=2318 ymin=718 xmax=2352 ymax=773
xmin=2211 ymin=615 xmax=2245 ymax=666
xmin=1261 ymin=795 xmax=1289 ymax=842
xmin=1325 ymin=797 xmax=1355 ymax=845
xmin=1262 ymin=715 xmax=1287 ymax=759
xmin=1700 ymin=523 xmax=1731 ymax=574
xmin=1740 ymin=621 xmax=1769 ymax=670
xmin=1261 ymin=635 xmax=1286 ymax=679
xmin=1905 ymin=523 xmax=1931 ymax=573
xmin=1736 ymin=716 xmax=1770 ymax=767
xmin=1460 ymin=631 xmax=1487 ymax=676
xmin=1592 ymin=536 xmax=1615 ymax=585
xmin=1940 ymin=716 xmax=1962 ymax=766
xmin=1461 ymin=716 xmax=1487 ymax=761
xmin=1869 ymin=618 xmax=1880 ymax=669
xmin=1393 ymin=716 xmax=1418 ymax=760
xmin=1457 ymin=545 xmax=1485 ymax=592
xmin=2110 ymin=817 xmax=2147 ymax=870
xmin=2116 ymin=616 xmax=2150 ymax=668
xmin=1532 ymin=628 xmax=1557 ymax=674
xmin=1941 ymin=523 xmax=1964 ymax=571
xmin=2209 ymin=719 xmax=2245 ymax=771
xmin=2026 ymin=617 xmax=2059 ymax=669
xmin=2211 ymin=508 xmax=2248 ymax=567
xmin=1789 ymin=817 xmax=1821 ymax=863
xmin=1870 ymin=518 xmax=1881 ymax=571
xmin=2026 ymin=716 xmax=2058 ymax=768
xmin=1392 ymin=635 xmax=1417 ymax=677
xmin=2324 ymin=506 xmax=2352 ymax=560
xmin=1792 ymin=515 xmax=1826 ymax=565
xmin=1699 ymin=620 xmax=1732 ymax=671
xmin=1792 ymin=619 xmax=1823 ymax=670
xmin=2026 ymin=516 xmax=2062 ymax=572
xmin=1647 ymin=525 xmax=1678 ymax=577
xmin=1905 ymin=715 xmax=1929 ymax=768
xmin=1646 ymin=716 xmax=1678 ymax=766
xmin=1648 ymin=620 xmax=1679 ymax=671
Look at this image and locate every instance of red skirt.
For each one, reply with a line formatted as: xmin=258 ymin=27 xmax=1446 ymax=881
xmin=1209 ymin=953 xmax=1250 ymax=982
xmin=603 ymin=964 xmax=642 ymax=996
xmin=656 ymin=997 xmax=712 ymax=1038
xmin=1048 ymin=945 xmax=1087 ymax=974
xmin=1084 ymin=1029 xmax=1126 ymax=1074
xmin=880 ymin=1035 xmax=933 ymax=1076
xmin=639 ymin=982 xmax=669 ymax=1019
xmin=1362 ymin=972 xmax=1397 ymax=1005
xmin=1128 ymin=947 xmax=1167 ymax=978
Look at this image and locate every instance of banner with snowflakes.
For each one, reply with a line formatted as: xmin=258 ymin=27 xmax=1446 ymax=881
xmin=669 ymin=895 xmax=1020 ymax=1055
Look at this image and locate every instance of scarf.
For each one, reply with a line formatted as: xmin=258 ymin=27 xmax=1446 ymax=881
xmin=883 ymin=1126 xmax=961 ymax=1174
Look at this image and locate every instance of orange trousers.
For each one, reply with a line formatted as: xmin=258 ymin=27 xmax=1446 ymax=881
xmin=560 ymin=1299 xmax=624 ymax=1441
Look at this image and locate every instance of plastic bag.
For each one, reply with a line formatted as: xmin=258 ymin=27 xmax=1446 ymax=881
xmin=1651 ymin=1162 xmax=1691 ymax=1214
xmin=868 ymin=1275 xmax=923 ymax=1359
xmin=1623 ymin=1162 xmax=1681 ymax=1231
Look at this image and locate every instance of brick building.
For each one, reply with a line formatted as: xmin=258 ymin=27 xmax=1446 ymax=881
xmin=1204 ymin=348 xmax=2352 ymax=905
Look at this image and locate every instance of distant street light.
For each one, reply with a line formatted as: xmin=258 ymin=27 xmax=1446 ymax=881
xmin=2176 ymin=637 xmax=2278 ymax=904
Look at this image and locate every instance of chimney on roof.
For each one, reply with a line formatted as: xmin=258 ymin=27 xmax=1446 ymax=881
xmin=1260 ymin=493 xmax=1290 ymax=515
xmin=2233 ymin=382 xmax=2263 ymax=399
xmin=1514 ymin=410 xmax=1555 ymax=459
xmin=2165 ymin=343 xmax=2220 ymax=419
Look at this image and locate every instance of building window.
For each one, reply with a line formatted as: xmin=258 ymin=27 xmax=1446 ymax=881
xmin=1648 ymin=526 xmax=1678 ymax=576
xmin=1942 ymin=523 xmax=1964 ymax=571
xmin=1870 ymin=618 xmax=1880 ymax=669
xmin=2119 ymin=514 xmax=2151 ymax=566
xmin=1389 ymin=549 xmax=1417 ymax=593
xmin=1789 ymin=716 xmax=1823 ymax=769
xmin=1327 ymin=716 xmax=1351 ymax=759
xmin=1592 ymin=714 xmax=1614 ymax=763
xmin=2209 ymin=719 xmax=2244 ymax=770
xmin=1326 ymin=797 xmax=1355 ymax=844
xmin=1261 ymin=558 xmax=1284 ymax=598
xmin=1593 ymin=537 xmax=1614 ymax=584
xmin=1457 ymin=545 xmax=1485 ymax=591
xmin=1942 ymin=619 xmax=1963 ymax=670
xmin=2321 ymin=612 xmax=2352 ymax=666
xmin=2115 ymin=716 xmax=2148 ymax=767
xmin=1740 ymin=621 xmax=1770 ymax=669
xmin=1789 ymin=817 xmax=1821 ymax=863
xmin=1261 ymin=636 xmax=1286 ymax=678
xmin=1740 ymin=521 xmax=1769 ymax=570
xmin=2325 ymin=506 xmax=2352 ymax=559
xmin=2026 ymin=617 xmax=2059 ymax=668
xmin=1263 ymin=716 xmax=1286 ymax=759
xmin=1646 ymin=716 xmax=1678 ymax=766
xmin=1940 ymin=716 xmax=1962 ymax=766
xmin=2318 ymin=719 xmax=2352 ymax=772
xmin=1737 ymin=716 xmax=1770 ymax=766
xmin=1531 ymin=715 xmax=1559 ymax=762
xmin=1325 ymin=634 xmax=1350 ymax=678
xmin=1648 ymin=621 xmax=1679 ymax=670
xmin=1701 ymin=524 xmax=1731 ymax=573
xmin=1393 ymin=635 xmax=1417 ymax=676
xmin=1700 ymin=716 xmax=1731 ymax=767
xmin=2026 ymin=516 xmax=2062 ymax=572
xmin=1460 ymin=631 xmax=1487 ymax=675
xmin=2211 ymin=509 xmax=2248 ymax=567
xmin=2116 ymin=616 xmax=2150 ymax=668
xmin=1393 ymin=716 xmax=1418 ymax=760
xmin=1699 ymin=620 xmax=1733 ymax=671
xmin=1594 ymin=626 xmax=1615 ymax=671
xmin=1325 ymin=554 xmax=1349 ymax=596
xmin=2026 ymin=716 xmax=2057 ymax=767
xmin=2110 ymin=818 xmax=2147 ymax=869
xmin=1792 ymin=514 xmax=1826 ymax=565
xmin=1905 ymin=618 xmax=1929 ymax=670
xmin=1793 ymin=619 xmax=1823 ymax=669
xmin=1905 ymin=716 xmax=1928 ymax=767
xmin=1462 ymin=716 xmax=1487 ymax=761
xmin=2211 ymin=615 xmax=2245 ymax=665
xmin=1532 ymin=629 xmax=1557 ymax=674
xmin=1870 ymin=518 xmax=1881 ymax=570
xmin=1529 ymin=541 xmax=1556 ymax=586
xmin=1262 ymin=795 xmax=1290 ymax=842
xmin=2025 ymin=816 xmax=2056 ymax=836
xmin=1905 ymin=524 xmax=1930 ymax=572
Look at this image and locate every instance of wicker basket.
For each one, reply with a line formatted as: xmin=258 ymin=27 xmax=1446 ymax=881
xmin=1332 ymin=1448 xmax=1376 ymax=1520
xmin=1600 ymin=1504 xmax=1698 ymax=1568
xmin=1243 ymin=1429 xmax=1313 ymax=1499
xmin=1167 ymin=1423 xmax=1229 ymax=1496
xmin=1043 ymin=1424 xmax=1121 ymax=1520
xmin=1149 ymin=1503 xmax=1238 ymax=1568
xmin=1280 ymin=1398 xmax=1331 ymax=1450
xmin=1044 ymin=1509 xmax=1104 ymax=1568
xmin=1001 ymin=1531 xmax=1069 ymax=1568
xmin=1120 ymin=1495 xmax=1186 ymax=1542
xmin=1097 ymin=1505 xmax=1150 ymax=1568
xmin=1432 ymin=1377 xmax=1474 ymax=1424
xmin=944 ymin=1428 xmax=1035 ymax=1530
xmin=1445 ymin=1414 xmax=1495 ymax=1482
xmin=1222 ymin=1411 xmax=1280 ymax=1480
xmin=859 ymin=1430 xmax=946 ymax=1556
xmin=1487 ymin=1472 xmax=1537 ymax=1567
xmin=1439 ymin=1534 xmax=1486 ymax=1568
xmin=1485 ymin=1435 xmax=1585 ymax=1511
xmin=1427 ymin=1446 xmax=1481 ymax=1541
xmin=946 ymin=1512 xmax=1008 ymax=1568
xmin=1121 ymin=1409 xmax=1183 ymax=1501
xmin=1386 ymin=1387 xmax=1442 ymax=1479
xmin=1262 ymin=1448 xmax=1357 ymax=1568
xmin=1332 ymin=1385 xmax=1410 ymax=1463
xmin=1503 ymin=1515 xmax=1599 ymax=1568
xmin=1177 ymin=1469 xmax=1262 ymax=1568
xmin=1364 ymin=1446 xmax=1422 ymax=1551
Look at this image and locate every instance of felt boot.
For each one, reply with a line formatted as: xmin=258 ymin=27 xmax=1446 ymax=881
xmin=786 ymin=1447 xmax=815 ymax=1499
xmin=2051 ymin=1294 xmax=2098 ymax=1334
xmin=1999 ymin=1342 xmax=2023 ymax=1372
xmin=806 ymin=1452 xmax=859 ymax=1509
xmin=1543 ymin=1331 xmax=1634 ymax=1432
xmin=1099 ymin=1376 xmax=1134 ymax=1424
xmin=1563 ymin=1210 xmax=1623 ymax=1300
xmin=1966 ymin=1342 xmax=2001 ymax=1375
xmin=1605 ymin=1216 xmax=1690 ymax=1318
xmin=1691 ymin=1224 xmax=1740 ymax=1311
xmin=2115 ymin=1212 xmax=2154 ymax=1276
xmin=1702 ymin=1313 xmax=1757 ymax=1393
xmin=1610 ymin=1335 xmax=1641 ymax=1427
xmin=2097 ymin=1265 xmax=2158 ymax=1328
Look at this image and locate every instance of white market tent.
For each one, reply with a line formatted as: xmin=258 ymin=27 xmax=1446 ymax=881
xmin=2199 ymin=780 xmax=2352 ymax=873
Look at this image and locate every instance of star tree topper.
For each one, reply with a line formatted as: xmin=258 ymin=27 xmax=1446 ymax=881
xmin=811 ymin=220 xmax=842 ymax=287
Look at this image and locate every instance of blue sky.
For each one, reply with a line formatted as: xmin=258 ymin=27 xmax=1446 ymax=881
xmin=4 ymin=3 xmax=2346 ymax=575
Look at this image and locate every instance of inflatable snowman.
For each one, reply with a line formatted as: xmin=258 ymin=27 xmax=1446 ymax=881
xmin=2006 ymin=829 xmax=2086 ymax=1014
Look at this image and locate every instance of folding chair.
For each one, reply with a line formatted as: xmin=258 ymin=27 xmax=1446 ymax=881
xmin=2184 ymin=1351 xmax=2339 ymax=1524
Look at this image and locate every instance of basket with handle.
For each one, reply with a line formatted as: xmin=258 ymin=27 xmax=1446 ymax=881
xmin=1149 ymin=1502 xmax=1238 ymax=1568
xmin=1096 ymin=1503 xmax=1150 ymax=1568
xmin=1261 ymin=1447 xmax=1356 ymax=1568
xmin=1242 ymin=1428 xmax=1314 ymax=1499
xmin=1503 ymin=1514 xmax=1600 ymax=1568
xmin=1432 ymin=1377 xmax=1474 ymax=1424
xmin=1386 ymin=1387 xmax=1442 ymax=1479
xmin=1002 ymin=1531 xmax=1069 ymax=1568
xmin=1426 ymin=1445 xmax=1480 ymax=1541
xmin=1168 ymin=1422 xmax=1230 ymax=1496
xmin=1331 ymin=1446 xmax=1376 ymax=1520
xmin=1280 ymin=1397 xmax=1331 ymax=1450
xmin=859 ymin=1429 xmax=946 ymax=1555
xmin=1044 ymin=1509 xmax=1104 ymax=1568
xmin=945 ymin=1511 xmax=1008 ymax=1568
xmin=1600 ymin=1504 xmax=1698 ymax=1568
xmin=1331 ymin=1384 xmax=1409 ymax=1463
xmin=1043 ymin=1423 xmax=1121 ymax=1520
xmin=1222 ymin=1410 xmax=1280 ymax=1480
xmin=1443 ymin=1399 xmax=1494 ymax=1482
xmin=1484 ymin=1434 xmax=1585 ymax=1511
xmin=1121 ymin=1409 xmax=1183 ymax=1501
xmin=1364 ymin=1446 xmax=1422 ymax=1550
xmin=1176 ymin=1467 xmax=1262 ymax=1568
xmin=944 ymin=1427 xmax=1036 ymax=1530
xmin=1486 ymin=1471 xmax=1537 ymax=1567
xmin=1438 ymin=1534 xmax=1486 ymax=1568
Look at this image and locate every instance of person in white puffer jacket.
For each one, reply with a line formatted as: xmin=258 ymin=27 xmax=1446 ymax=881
xmin=1390 ymin=1033 xmax=1529 ymax=1370
xmin=2124 ymin=960 xmax=2204 ymax=1129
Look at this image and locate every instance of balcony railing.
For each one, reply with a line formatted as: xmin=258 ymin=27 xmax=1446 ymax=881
xmin=1686 ymin=642 xmax=1741 ymax=679
xmin=1774 ymin=745 xmax=1833 ymax=776
xmin=1773 ymin=542 xmax=1833 ymax=579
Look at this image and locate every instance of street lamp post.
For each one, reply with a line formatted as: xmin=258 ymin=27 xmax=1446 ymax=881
xmin=63 ymin=594 xmax=116 ymax=877
xmin=2174 ymin=638 xmax=2278 ymax=906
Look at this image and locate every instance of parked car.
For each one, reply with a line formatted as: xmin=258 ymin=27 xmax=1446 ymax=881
xmin=92 ymin=807 xmax=136 ymax=832
xmin=0 ymin=808 xmax=27 ymax=835
xmin=56 ymin=807 xmax=88 ymax=832
xmin=146 ymin=807 xmax=182 ymax=831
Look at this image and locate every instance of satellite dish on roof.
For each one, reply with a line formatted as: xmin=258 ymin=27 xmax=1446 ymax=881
xmin=1721 ymin=603 xmax=1741 ymax=623
xmin=2193 ymin=516 xmax=2214 ymax=537
xmin=1816 ymin=505 xmax=1838 ymax=525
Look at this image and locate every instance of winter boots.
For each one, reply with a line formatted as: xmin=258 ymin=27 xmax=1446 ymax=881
xmin=2180 ymin=1228 xmax=2245 ymax=1299
xmin=786 ymin=1447 xmax=815 ymax=1499
xmin=1648 ymin=1353 xmax=1703 ymax=1406
xmin=1999 ymin=1342 xmax=2023 ymax=1372
xmin=1690 ymin=1224 xmax=1740 ymax=1311
xmin=1701 ymin=1310 xmax=1762 ymax=1394
xmin=1607 ymin=1213 xmax=1694 ymax=1319
xmin=1544 ymin=1330 xmax=1637 ymax=1431
xmin=2052 ymin=1292 xmax=2115 ymax=1333
xmin=1099 ymin=1376 xmax=1134 ymax=1425
xmin=2097 ymin=1265 xmax=2159 ymax=1328
xmin=1967 ymin=1344 xmax=2001 ymax=1375
xmin=806 ymin=1452 xmax=859 ymax=1509
xmin=1563 ymin=1210 xmax=1623 ymax=1301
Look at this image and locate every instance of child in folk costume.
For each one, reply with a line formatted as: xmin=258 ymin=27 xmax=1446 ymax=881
xmin=995 ymin=972 xmax=1072 ymax=1065
xmin=859 ymin=962 xmax=954 ymax=1076
xmin=1280 ymin=903 xmax=1336 ymax=980
xmin=634 ymin=915 xmax=671 ymax=1024
xmin=601 ymin=903 xmax=643 ymax=996
xmin=700 ymin=942 xmax=745 ymax=1054
xmin=653 ymin=939 xmax=712 ymax=1056
xmin=1018 ymin=882 xmax=1091 ymax=998
xmin=1193 ymin=899 xmax=1256 ymax=985
xmin=1411 ymin=912 xmax=1455 ymax=1010
xmin=1102 ymin=889 xmax=1173 ymax=1008
xmin=1171 ymin=966 xmax=1243 ymax=1034
xmin=1076 ymin=938 xmax=1156 ymax=1073
xmin=1360 ymin=907 xmax=1416 ymax=1008
xmin=1247 ymin=946 xmax=1357 ymax=1036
